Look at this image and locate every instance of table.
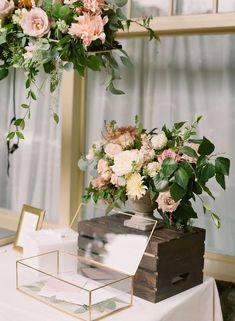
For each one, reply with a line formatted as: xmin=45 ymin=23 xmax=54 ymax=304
xmin=0 ymin=245 xmax=223 ymax=321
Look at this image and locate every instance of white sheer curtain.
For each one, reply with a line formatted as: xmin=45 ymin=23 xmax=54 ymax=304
xmin=85 ymin=33 xmax=235 ymax=256
xmin=0 ymin=70 xmax=61 ymax=222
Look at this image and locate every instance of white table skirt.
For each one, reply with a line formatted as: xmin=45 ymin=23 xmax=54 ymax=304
xmin=0 ymin=245 xmax=223 ymax=321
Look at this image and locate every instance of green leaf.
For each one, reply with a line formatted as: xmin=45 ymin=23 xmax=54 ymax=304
xmin=115 ymin=0 xmax=128 ymax=7
xmin=108 ymin=83 xmax=125 ymax=95
xmin=0 ymin=68 xmax=8 ymax=80
xmin=170 ymin=183 xmax=186 ymax=202
xmin=14 ymin=118 xmax=25 ymax=130
xmin=154 ymin=178 xmax=168 ymax=192
xmin=196 ymin=155 xmax=208 ymax=168
xmin=30 ymin=91 xmax=37 ymax=100
xmin=215 ymin=172 xmax=225 ymax=190
xmin=180 ymin=161 xmax=193 ymax=178
xmin=198 ymin=136 xmax=215 ymax=155
xmin=116 ymin=8 xmax=127 ymax=20
xmin=174 ymin=167 xmax=189 ymax=190
xmin=78 ymin=158 xmax=88 ymax=171
xmin=215 ymin=157 xmax=230 ymax=176
xmin=174 ymin=201 xmax=198 ymax=219
xmin=16 ymin=131 xmax=25 ymax=139
xmin=161 ymin=158 xmax=178 ymax=177
xmin=21 ymin=104 xmax=29 ymax=109
xmin=120 ymin=56 xmax=133 ymax=68
xmin=63 ymin=62 xmax=74 ymax=71
xmin=7 ymin=132 xmax=15 ymax=140
xmin=87 ymin=55 xmax=101 ymax=71
xmin=193 ymin=182 xmax=202 ymax=195
xmin=211 ymin=212 xmax=221 ymax=229
xmin=202 ymin=185 xmax=215 ymax=200
xmin=173 ymin=121 xmax=186 ymax=131
xmin=53 ymin=112 xmax=59 ymax=124
xmin=182 ymin=146 xmax=198 ymax=158
xmin=200 ymin=163 xmax=215 ymax=183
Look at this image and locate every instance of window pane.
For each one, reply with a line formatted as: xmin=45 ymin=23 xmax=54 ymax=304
xmin=85 ymin=34 xmax=235 ymax=256
xmin=218 ymin=0 xmax=235 ymax=12
xmin=0 ymin=71 xmax=61 ymax=222
xmin=175 ymin=0 xmax=212 ymax=15
xmin=131 ymin=0 xmax=168 ymax=18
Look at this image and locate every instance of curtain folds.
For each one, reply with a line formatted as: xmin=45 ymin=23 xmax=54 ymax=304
xmin=0 ymin=70 xmax=61 ymax=222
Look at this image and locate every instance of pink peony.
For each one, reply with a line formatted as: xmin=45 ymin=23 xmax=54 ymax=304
xmin=157 ymin=149 xmax=181 ymax=164
xmin=156 ymin=191 xmax=181 ymax=213
xmin=68 ymin=12 xmax=108 ymax=49
xmin=104 ymin=143 xmax=122 ymax=158
xmin=20 ymin=8 xmax=50 ymax=38
xmin=91 ymin=176 xmax=107 ymax=189
xmin=97 ymin=159 xmax=111 ymax=181
xmin=105 ymin=125 xmax=137 ymax=146
xmin=0 ymin=0 xmax=14 ymax=19
xmin=83 ymin=0 xmax=105 ymax=14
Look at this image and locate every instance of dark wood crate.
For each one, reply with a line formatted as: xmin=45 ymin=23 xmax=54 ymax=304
xmin=77 ymin=214 xmax=205 ymax=303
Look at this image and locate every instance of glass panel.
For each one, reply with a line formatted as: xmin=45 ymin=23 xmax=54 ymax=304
xmin=76 ymin=204 xmax=157 ymax=275
xmin=85 ymin=34 xmax=235 ymax=257
xmin=17 ymin=251 xmax=132 ymax=321
xmin=0 ymin=71 xmax=61 ymax=222
xmin=131 ymin=0 xmax=169 ymax=18
xmin=175 ymin=0 xmax=212 ymax=15
xmin=218 ymin=0 xmax=235 ymax=12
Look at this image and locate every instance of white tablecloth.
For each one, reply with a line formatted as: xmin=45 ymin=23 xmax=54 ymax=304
xmin=0 ymin=245 xmax=223 ymax=321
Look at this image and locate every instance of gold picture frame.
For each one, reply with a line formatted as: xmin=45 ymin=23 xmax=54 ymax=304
xmin=14 ymin=204 xmax=45 ymax=251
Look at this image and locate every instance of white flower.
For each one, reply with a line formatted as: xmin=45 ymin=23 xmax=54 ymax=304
xmin=126 ymin=173 xmax=147 ymax=200
xmin=151 ymin=133 xmax=168 ymax=150
xmin=111 ymin=150 xmax=143 ymax=177
xmin=56 ymin=19 xmax=68 ymax=33
xmin=86 ymin=147 xmax=95 ymax=160
xmin=146 ymin=162 xmax=161 ymax=177
xmin=111 ymin=174 xmax=126 ymax=187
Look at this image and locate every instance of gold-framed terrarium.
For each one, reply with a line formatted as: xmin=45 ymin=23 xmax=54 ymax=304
xmin=16 ymin=205 xmax=157 ymax=321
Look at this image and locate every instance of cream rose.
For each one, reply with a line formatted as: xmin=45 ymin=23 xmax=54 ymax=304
xmin=20 ymin=8 xmax=50 ymax=38
xmin=111 ymin=150 xmax=143 ymax=177
xmin=156 ymin=191 xmax=181 ymax=212
xmin=110 ymin=174 xmax=126 ymax=187
xmin=104 ymin=143 xmax=122 ymax=158
xmin=151 ymin=133 xmax=168 ymax=150
xmin=0 ymin=0 xmax=14 ymax=19
xmin=146 ymin=162 xmax=161 ymax=178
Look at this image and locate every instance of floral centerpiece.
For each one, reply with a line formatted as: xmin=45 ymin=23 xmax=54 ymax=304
xmin=0 ymin=0 xmax=157 ymax=139
xmin=79 ymin=116 xmax=230 ymax=230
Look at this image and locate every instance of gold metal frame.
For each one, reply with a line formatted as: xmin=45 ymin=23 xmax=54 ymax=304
xmin=14 ymin=204 xmax=45 ymax=251
xmin=16 ymin=250 xmax=133 ymax=321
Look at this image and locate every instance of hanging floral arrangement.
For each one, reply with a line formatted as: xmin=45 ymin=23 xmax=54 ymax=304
xmin=0 ymin=0 xmax=158 ymax=140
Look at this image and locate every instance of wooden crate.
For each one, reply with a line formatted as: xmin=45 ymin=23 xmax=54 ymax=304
xmin=77 ymin=214 xmax=205 ymax=303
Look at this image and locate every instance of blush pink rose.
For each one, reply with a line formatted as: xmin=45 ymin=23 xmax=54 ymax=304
xmin=97 ymin=159 xmax=111 ymax=181
xmin=104 ymin=143 xmax=122 ymax=158
xmin=68 ymin=13 xmax=108 ymax=48
xmin=91 ymin=176 xmax=107 ymax=189
xmin=20 ymin=8 xmax=50 ymax=38
xmin=157 ymin=149 xmax=181 ymax=164
xmin=0 ymin=0 xmax=14 ymax=19
xmin=156 ymin=191 xmax=181 ymax=213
